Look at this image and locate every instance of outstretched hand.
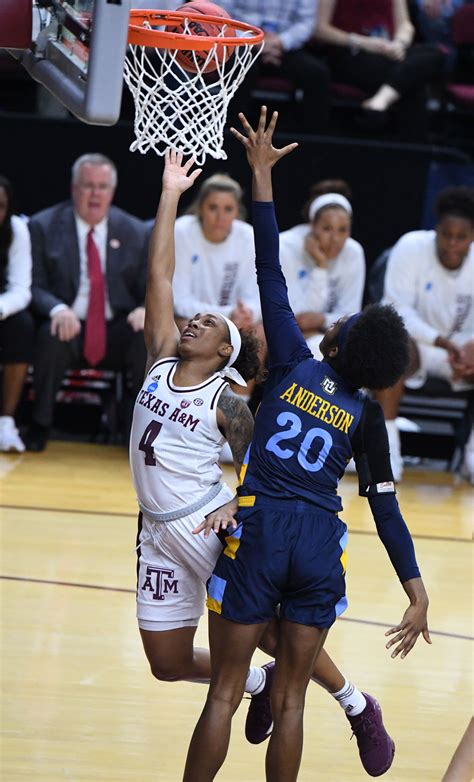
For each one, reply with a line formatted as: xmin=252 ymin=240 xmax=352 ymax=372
xmin=230 ymin=105 xmax=298 ymax=171
xmin=385 ymin=602 xmax=432 ymax=659
xmin=162 ymin=149 xmax=202 ymax=195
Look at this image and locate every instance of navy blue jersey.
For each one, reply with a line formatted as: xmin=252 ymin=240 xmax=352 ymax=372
xmin=242 ymin=358 xmax=365 ymax=513
xmin=240 ymin=201 xmax=420 ymax=584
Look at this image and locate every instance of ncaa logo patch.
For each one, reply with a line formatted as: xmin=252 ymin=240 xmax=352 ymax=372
xmin=193 ymin=398 xmax=204 ymax=406
xmin=146 ymin=381 xmax=158 ymax=393
xmin=321 ymin=376 xmax=337 ymax=396
xmin=180 ymin=400 xmax=191 ymax=409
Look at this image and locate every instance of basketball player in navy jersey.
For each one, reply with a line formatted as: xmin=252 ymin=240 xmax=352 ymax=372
xmin=183 ymin=108 xmax=431 ymax=782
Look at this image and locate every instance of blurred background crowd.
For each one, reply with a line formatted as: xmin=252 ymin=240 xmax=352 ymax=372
xmin=0 ymin=0 xmax=473 ymax=484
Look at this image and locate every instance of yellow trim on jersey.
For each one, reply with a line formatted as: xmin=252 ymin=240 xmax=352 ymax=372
xmin=206 ymin=597 xmax=222 ymax=614
xmin=239 ymin=462 xmax=248 ymax=484
xmin=238 ymin=495 xmax=256 ymax=507
xmin=223 ymin=535 xmax=241 ymax=559
xmin=340 ymin=547 xmax=347 ymax=575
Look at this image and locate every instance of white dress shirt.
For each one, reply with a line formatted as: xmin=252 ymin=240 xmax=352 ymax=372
xmin=50 ymin=214 xmax=113 ymax=320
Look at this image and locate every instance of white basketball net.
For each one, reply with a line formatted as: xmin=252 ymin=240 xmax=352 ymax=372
xmin=124 ymin=18 xmax=263 ymax=165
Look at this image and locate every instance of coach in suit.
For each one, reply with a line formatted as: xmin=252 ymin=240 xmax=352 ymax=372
xmin=25 ymin=153 xmax=149 ymax=451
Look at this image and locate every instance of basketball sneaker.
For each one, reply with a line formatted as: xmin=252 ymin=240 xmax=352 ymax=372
xmin=0 ymin=416 xmax=25 ymax=453
xmin=245 ymin=661 xmax=275 ymax=744
xmin=346 ymin=693 xmax=395 ymax=777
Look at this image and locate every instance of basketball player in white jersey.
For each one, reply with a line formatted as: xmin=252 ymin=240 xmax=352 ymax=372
xmin=129 ymin=150 xmax=266 ymax=694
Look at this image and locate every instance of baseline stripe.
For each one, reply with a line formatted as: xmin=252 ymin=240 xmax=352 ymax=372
xmin=1 ymin=504 xmax=471 ymax=544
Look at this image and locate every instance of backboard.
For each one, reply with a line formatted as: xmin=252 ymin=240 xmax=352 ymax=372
xmin=1 ymin=0 xmax=131 ymax=125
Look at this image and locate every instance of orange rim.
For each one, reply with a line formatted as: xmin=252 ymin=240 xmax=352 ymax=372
xmin=128 ymin=9 xmax=264 ymax=49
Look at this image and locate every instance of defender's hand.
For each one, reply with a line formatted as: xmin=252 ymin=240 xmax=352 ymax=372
xmin=385 ymin=603 xmax=432 ymax=659
xmin=230 ymin=106 xmax=298 ymax=171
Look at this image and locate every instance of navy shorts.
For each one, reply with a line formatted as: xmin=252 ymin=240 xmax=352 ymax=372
xmin=207 ymin=496 xmax=348 ymax=629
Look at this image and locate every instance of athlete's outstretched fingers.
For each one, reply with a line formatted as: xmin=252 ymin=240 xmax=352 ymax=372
xmin=257 ymin=105 xmax=268 ymax=135
xmin=278 ymin=142 xmax=299 ymax=159
xmin=422 ymin=627 xmax=432 ymax=644
xmin=265 ymin=110 xmax=278 ymax=138
xmin=238 ymin=112 xmax=255 ymax=137
xmin=230 ymin=127 xmax=248 ymax=145
xmin=183 ymin=155 xmax=196 ymax=173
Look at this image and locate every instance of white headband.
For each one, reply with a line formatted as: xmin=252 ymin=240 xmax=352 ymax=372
xmin=308 ymin=193 xmax=352 ymax=222
xmin=218 ymin=315 xmax=247 ymax=387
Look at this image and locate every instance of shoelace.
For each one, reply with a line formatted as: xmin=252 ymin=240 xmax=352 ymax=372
xmin=350 ymin=714 xmax=380 ymax=745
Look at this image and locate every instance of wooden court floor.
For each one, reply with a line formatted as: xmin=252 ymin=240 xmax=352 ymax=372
xmin=1 ymin=442 xmax=472 ymax=781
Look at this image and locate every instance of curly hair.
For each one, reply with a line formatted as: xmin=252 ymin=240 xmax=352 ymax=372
xmin=339 ymin=304 xmax=409 ymax=390
xmin=231 ymin=330 xmax=264 ymax=383
xmin=436 ymin=186 xmax=474 ymax=225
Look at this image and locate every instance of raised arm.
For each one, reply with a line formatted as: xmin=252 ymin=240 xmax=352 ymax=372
xmin=144 ymin=150 xmax=201 ymax=366
xmin=230 ymin=107 xmax=311 ymax=368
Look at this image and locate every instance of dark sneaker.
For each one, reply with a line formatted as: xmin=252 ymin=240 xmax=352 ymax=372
xmin=346 ymin=693 xmax=395 ymax=777
xmin=245 ymin=661 xmax=275 ymax=744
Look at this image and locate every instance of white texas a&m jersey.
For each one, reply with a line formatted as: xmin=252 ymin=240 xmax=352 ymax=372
xmin=130 ymin=357 xmax=230 ymax=514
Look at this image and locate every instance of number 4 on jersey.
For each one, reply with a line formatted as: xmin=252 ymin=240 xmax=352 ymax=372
xmin=138 ymin=421 xmax=162 ymax=466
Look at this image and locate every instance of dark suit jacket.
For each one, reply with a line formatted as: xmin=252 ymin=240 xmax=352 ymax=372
xmin=29 ymin=201 xmax=148 ymax=318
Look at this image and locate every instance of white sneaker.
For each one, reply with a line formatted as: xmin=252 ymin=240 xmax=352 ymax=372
xmin=461 ymin=427 xmax=474 ymax=485
xmin=0 ymin=416 xmax=26 ymax=453
xmin=385 ymin=419 xmax=403 ymax=483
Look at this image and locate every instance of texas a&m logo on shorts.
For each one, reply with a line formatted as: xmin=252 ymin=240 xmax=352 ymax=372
xmin=141 ymin=566 xmax=179 ymax=600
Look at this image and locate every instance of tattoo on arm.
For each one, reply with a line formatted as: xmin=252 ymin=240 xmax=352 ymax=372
xmin=217 ymin=389 xmax=254 ymax=470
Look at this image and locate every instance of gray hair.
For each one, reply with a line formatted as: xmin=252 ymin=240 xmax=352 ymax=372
xmin=187 ymin=172 xmax=245 ymax=219
xmin=71 ymin=153 xmax=118 ymax=188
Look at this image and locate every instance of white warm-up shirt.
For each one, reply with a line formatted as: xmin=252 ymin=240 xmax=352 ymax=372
xmin=129 ymin=357 xmax=233 ymax=515
xmin=0 ymin=215 xmax=32 ymax=319
xmin=279 ymin=224 xmax=366 ymax=326
xmin=383 ymin=230 xmax=474 ymax=345
xmin=173 ymin=214 xmax=261 ymax=321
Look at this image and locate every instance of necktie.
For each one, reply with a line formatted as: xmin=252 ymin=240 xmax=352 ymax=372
xmin=83 ymin=228 xmax=106 ymax=366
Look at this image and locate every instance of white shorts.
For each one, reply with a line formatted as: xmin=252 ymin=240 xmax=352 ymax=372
xmin=406 ymin=340 xmax=474 ymax=392
xmin=136 ymin=484 xmax=234 ymax=632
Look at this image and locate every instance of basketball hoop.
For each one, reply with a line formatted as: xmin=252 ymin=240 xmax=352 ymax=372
xmin=124 ymin=9 xmax=264 ymax=164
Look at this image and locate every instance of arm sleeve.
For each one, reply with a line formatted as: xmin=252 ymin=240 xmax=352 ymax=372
xmin=352 ymin=398 xmax=395 ymax=492
xmin=279 ymin=0 xmax=318 ymax=50
xmin=351 ymin=398 xmax=420 ymax=584
xmin=0 ymin=217 xmax=32 ymax=319
xmin=383 ymin=234 xmax=439 ymax=344
xmin=369 ymin=494 xmax=421 ymax=583
xmin=322 ymin=243 xmax=366 ymax=327
xmin=253 ymin=201 xmax=312 ymax=368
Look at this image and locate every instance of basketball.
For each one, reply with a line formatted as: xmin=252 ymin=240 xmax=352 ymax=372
xmin=166 ymin=1 xmax=235 ymax=74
